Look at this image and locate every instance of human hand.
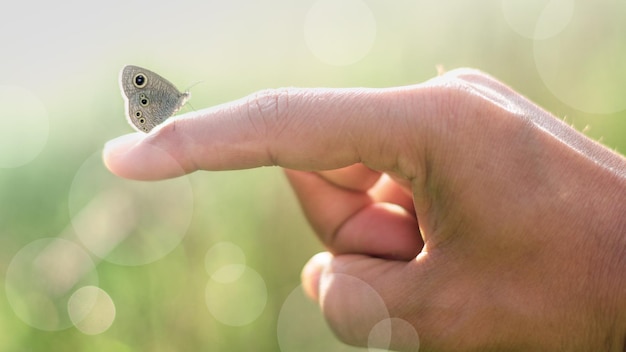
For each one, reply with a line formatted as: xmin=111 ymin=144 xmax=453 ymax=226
xmin=103 ymin=68 xmax=626 ymax=351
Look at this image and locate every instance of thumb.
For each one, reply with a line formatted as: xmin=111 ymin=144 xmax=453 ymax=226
xmin=302 ymin=252 xmax=423 ymax=351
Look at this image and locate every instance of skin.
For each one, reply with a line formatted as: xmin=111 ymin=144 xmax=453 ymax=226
xmin=103 ymin=68 xmax=626 ymax=351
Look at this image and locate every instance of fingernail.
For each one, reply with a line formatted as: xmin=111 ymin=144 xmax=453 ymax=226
xmin=301 ymin=252 xmax=333 ymax=302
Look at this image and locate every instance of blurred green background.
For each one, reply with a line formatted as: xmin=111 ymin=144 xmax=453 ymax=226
xmin=1 ymin=0 xmax=625 ymax=351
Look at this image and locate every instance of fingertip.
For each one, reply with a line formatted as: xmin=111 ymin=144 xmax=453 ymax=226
xmin=301 ymin=252 xmax=333 ymax=302
xmin=102 ymin=133 xmax=144 ymax=176
xmin=102 ymin=131 xmax=187 ymax=180
xmin=103 ymin=132 xmax=144 ymax=155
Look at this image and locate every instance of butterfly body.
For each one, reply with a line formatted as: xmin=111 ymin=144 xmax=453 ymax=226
xmin=119 ymin=65 xmax=190 ymax=132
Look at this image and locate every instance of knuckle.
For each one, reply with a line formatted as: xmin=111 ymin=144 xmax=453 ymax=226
xmin=244 ymin=88 xmax=300 ymax=166
xmin=245 ymin=88 xmax=293 ymax=138
xmin=442 ymin=67 xmax=489 ymax=81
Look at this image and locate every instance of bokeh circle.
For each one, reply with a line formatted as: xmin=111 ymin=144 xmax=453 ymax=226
xmin=278 ymin=276 xmax=393 ymax=352
xmin=533 ymin=1 xmax=626 ymax=113
xmin=502 ymin=0 xmax=574 ymax=40
xmin=277 ymin=284 xmax=368 ymax=351
xmin=367 ymin=318 xmax=420 ymax=352
xmin=205 ymin=266 xmax=267 ymax=327
xmin=304 ymin=0 xmax=377 ymax=66
xmin=5 ymin=238 xmax=98 ymax=331
xmin=0 ymin=85 xmax=49 ymax=168
xmin=68 ymin=150 xmax=194 ymax=266
xmin=68 ymin=285 xmax=116 ymax=335
xmin=205 ymin=241 xmax=247 ymax=283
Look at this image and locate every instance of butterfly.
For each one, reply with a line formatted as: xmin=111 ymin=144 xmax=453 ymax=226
xmin=119 ymin=65 xmax=190 ymax=132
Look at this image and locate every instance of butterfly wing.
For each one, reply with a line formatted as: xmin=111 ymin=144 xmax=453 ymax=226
xmin=119 ymin=65 xmax=190 ymax=132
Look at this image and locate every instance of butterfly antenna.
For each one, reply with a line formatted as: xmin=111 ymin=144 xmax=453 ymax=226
xmin=185 ymin=80 xmax=204 ymax=92
xmin=182 ymin=81 xmax=203 ymax=112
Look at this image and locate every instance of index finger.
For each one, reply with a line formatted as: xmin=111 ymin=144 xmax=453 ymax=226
xmin=103 ymin=86 xmax=430 ymax=180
